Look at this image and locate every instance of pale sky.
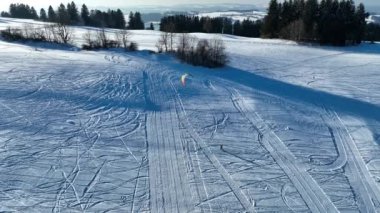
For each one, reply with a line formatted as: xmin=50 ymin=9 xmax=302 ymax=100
xmin=0 ymin=0 xmax=378 ymax=12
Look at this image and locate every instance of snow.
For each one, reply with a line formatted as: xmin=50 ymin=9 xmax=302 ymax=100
xmin=367 ymin=14 xmax=380 ymax=24
xmin=0 ymin=17 xmax=380 ymax=212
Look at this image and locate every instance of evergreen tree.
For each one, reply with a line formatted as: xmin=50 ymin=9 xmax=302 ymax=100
xmin=103 ymin=10 xmax=112 ymax=28
xmin=9 ymin=4 xmax=16 ymax=17
xmin=48 ymin=5 xmax=56 ymax=22
xmin=67 ymin=1 xmax=79 ymax=24
xmin=40 ymin=8 xmax=47 ymax=21
xmin=355 ymin=3 xmax=367 ymax=44
xmin=128 ymin=12 xmax=144 ymax=29
xmin=7 ymin=3 xmax=39 ymax=19
xmin=115 ymin=9 xmax=126 ymax=29
xmin=149 ymin=22 xmax=154 ymax=30
xmin=89 ymin=10 xmax=104 ymax=27
xmin=263 ymin=0 xmax=366 ymax=45
xmin=280 ymin=0 xmax=293 ymax=29
xmin=128 ymin=12 xmax=134 ymax=29
xmin=159 ymin=15 xmax=261 ymax=37
xmin=1 ymin=11 xmax=11 ymax=17
xmin=57 ymin=3 xmax=70 ymax=24
xmin=134 ymin=12 xmax=144 ymax=29
xmin=233 ymin=20 xmax=241 ymax=35
xmin=294 ymin=0 xmax=306 ymax=19
xmin=303 ymin=0 xmax=318 ymax=39
xmin=263 ymin=0 xmax=280 ymax=38
xmin=366 ymin=23 xmax=380 ymax=43
xmin=30 ymin=7 xmax=38 ymax=19
xmin=81 ymin=4 xmax=90 ymax=25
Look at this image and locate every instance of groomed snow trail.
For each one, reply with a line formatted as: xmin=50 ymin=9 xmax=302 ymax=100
xmin=144 ymin=68 xmax=255 ymax=212
xmin=144 ymin=70 xmax=195 ymax=212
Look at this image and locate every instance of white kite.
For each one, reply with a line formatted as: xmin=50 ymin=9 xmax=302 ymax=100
xmin=181 ymin=73 xmax=191 ymax=87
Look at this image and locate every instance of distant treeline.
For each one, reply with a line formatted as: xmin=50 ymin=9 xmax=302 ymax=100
xmin=262 ymin=0 xmax=368 ymax=45
xmin=0 ymin=2 xmax=147 ymax=30
xmin=1 ymin=4 xmax=39 ymax=19
xmin=158 ymin=0 xmax=379 ymax=45
xmin=160 ymin=15 xmax=262 ymax=38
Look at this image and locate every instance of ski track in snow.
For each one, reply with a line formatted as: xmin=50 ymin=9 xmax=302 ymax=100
xmin=230 ymin=89 xmax=338 ymax=213
xmin=145 ymin=70 xmax=196 ymax=212
xmin=321 ymin=110 xmax=380 ymax=212
xmin=0 ymin=18 xmax=380 ymax=212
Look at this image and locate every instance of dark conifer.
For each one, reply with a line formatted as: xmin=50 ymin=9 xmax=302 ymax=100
xmin=40 ymin=8 xmax=47 ymax=21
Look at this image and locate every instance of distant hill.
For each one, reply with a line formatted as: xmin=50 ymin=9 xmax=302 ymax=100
xmin=114 ymin=3 xmax=263 ymax=16
xmin=197 ymin=10 xmax=266 ymax=22
xmin=367 ymin=15 xmax=380 ymax=25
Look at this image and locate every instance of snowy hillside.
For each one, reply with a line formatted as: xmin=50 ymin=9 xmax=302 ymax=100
xmin=197 ymin=10 xmax=266 ymax=22
xmin=0 ymin=17 xmax=380 ymax=212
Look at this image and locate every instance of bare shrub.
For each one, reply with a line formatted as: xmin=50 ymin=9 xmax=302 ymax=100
xmin=45 ymin=23 xmax=73 ymax=44
xmin=45 ymin=24 xmax=60 ymax=43
xmin=44 ymin=24 xmax=56 ymax=42
xmin=156 ymin=31 xmax=169 ymax=52
xmin=97 ymin=28 xmax=108 ymax=48
xmin=174 ymin=34 xmax=227 ymax=68
xmin=166 ymin=23 xmax=176 ymax=52
xmin=0 ymin=27 xmax=23 ymax=41
xmin=128 ymin=42 xmax=138 ymax=51
xmin=97 ymin=28 xmax=119 ymax=48
xmin=115 ymin=29 xmax=131 ymax=50
xmin=30 ymin=27 xmax=47 ymax=41
xmin=176 ymin=33 xmax=190 ymax=57
xmin=1 ymin=24 xmax=74 ymax=45
xmin=83 ymin=30 xmax=93 ymax=46
xmin=176 ymin=33 xmax=197 ymax=60
xmin=22 ymin=24 xmax=32 ymax=38
xmin=208 ymin=38 xmax=228 ymax=67
xmin=56 ymin=24 xmax=73 ymax=44
xmin=82 ymin=29 xmax=121 ymax=50
xmin=82 ymin=30 xmax=101 ymax=50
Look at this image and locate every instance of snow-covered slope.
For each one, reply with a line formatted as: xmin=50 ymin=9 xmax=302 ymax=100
xmin=0 ymin=17 xmax=380 ymax=212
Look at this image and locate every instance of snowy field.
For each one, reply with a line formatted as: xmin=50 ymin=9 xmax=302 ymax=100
xmin=0 ymin=17 xmax=380 ymax=212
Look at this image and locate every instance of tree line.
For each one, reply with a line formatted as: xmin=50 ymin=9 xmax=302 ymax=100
xmin=262 ymin=0 xmax=368 ymax=45
xmin=0 ymin=2 xmax=147 ymax=30
xmin=158 ymin=0 xmax=376 ymax=45
xmin=128 ymin=12 xmax=145 ymax=29
xmin=160 ymin=15 xmax=262 ymax=38
xmin=1 ymin=4 xmax=39 ymax=19
xmin=366 ymin=23 xmax=380 ymax=42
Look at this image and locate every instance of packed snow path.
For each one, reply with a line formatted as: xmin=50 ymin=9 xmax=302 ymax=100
xmin=0 ymin=34 xmax=380 ymax=212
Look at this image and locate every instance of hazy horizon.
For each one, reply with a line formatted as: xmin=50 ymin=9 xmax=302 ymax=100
xmin=0 ymin=0 xmax=379 ymax=13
